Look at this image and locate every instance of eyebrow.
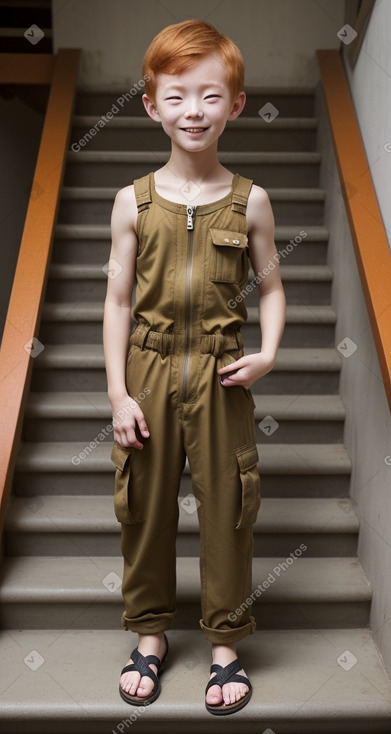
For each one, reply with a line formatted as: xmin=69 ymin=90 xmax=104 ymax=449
xmin=163 ymin=82 xmax=224 ymax=92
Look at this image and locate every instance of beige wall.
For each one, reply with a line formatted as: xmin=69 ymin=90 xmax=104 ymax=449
xmin=52 ymin=0 xmax=345 ymax=89
xmin=343 ymin=0 xmax=391 ymax=252
xmin=315 ymin=82 xmax=391 ymax=679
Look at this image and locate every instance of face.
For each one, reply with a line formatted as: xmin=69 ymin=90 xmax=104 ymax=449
xmin=142 ymin=53 xmax=246 ymax=151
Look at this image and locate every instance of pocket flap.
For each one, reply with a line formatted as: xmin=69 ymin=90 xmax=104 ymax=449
xmin=209 ymin=228 xmax=248 ymax=249
xmin=234 ymin=443 xmax=261 ymax=530
xmin=111 ymin=441 xmax=132 ymax=471
xmin=235 ymin=444 xmax=259 ymax=473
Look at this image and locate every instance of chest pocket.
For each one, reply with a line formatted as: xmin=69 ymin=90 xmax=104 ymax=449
xmin=209 ymin=228 xmax=248 ymax=284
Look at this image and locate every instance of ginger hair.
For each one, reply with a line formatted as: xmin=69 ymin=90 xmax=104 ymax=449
xmin=142 ymin=19 xmax=245 ymax=107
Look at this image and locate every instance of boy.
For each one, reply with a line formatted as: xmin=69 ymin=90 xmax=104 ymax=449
xmin=103 ymin=19 xmax=286 ymax=715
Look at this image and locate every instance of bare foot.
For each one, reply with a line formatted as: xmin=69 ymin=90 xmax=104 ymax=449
xmin=206 ymin=643 xmax=249 ymax=707
xmin=120 ymin=632 xmax=167 ymax=699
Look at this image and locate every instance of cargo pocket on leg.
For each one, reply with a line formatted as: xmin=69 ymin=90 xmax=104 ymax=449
xmin=234 ymin=443 xmax=261 ymax=530
xmin=110 ymin=440 xmax=137 ymax=525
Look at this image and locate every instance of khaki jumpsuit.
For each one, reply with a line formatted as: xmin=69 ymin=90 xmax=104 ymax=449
xmin=110 ymin=171 xmax=261 ymax=644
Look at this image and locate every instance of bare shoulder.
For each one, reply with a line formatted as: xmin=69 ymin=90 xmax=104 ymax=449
xmin=246 ymin=184 xmax=274 ymax=234
xmin=111 ymin=184 xmax=138 ymax=235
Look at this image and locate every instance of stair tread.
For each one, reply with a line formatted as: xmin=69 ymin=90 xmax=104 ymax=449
xmin=54 ymin=222 xmax=329 ymax=239
xmin=55 ymin=221 xmax=329 ymax=242
xmin=61 ymin=184 xmax=326 ymax=200
xmin=48 ymin=261 xmax=333 ymax=281
xmin=32 ymin=344 xmax=342 ymax=370
xmin=77 ymin=84 xmax=316 ymax=94
xmin=1 ymin=628 xmax=390 ymax=729
xmin=0 ymin=555 xmax=371 ymax=602
xmin=73 ymin=114 xmax=318 ymax=128
xmin=41 ymin=302 xmax=336 ymax=323
xmin=14 ymin=442 xmax=351 ymax=473
xmin=5 ymin=496 xmax=359 ymax=533
xmin=67 ymin=150 xmax=322 ymax=162
xmin=25 ymin=391 xmax=346 ymax=419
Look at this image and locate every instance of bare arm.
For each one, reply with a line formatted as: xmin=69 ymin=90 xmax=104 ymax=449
xmin=103 ymin=185 xmax=149 ymax=449
xmin=218 ymin=184 xmax=286 ymax=388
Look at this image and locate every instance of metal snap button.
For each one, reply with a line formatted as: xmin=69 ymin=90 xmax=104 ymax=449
xmin=233 ymin=239 xmax=240 ymax=244
xmin=224 ymin=238 xmax=229 ymax=243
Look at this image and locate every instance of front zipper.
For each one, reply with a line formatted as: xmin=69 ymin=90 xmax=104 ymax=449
xmin=181 ymin=205 xmax=196 ymax=402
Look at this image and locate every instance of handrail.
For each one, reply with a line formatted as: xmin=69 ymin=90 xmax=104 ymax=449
xmin=317 ymin=49 xmax=391 ymax=412
xmin=0 ymin=49 xmax=81 ymax=539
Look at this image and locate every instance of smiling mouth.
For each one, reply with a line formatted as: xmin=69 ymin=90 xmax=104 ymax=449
xmin=181 ymin=127 xmax=209 ymax=132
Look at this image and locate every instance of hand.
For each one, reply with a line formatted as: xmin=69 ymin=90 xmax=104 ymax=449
xmin=110 ymin=394 xmax=150 ymax=450
xmin=217 ymin=351 xmax=276 ymax=389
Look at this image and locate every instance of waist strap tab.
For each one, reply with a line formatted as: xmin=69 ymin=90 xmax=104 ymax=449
xmin=129 ymin=324 xmax=243 ymax=358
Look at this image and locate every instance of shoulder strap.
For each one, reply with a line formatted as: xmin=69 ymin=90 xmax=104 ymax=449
xmin=231 ymin=173 xmax=253 ymax=215
xmin=133 ymin=173 xmax=152 ymax=212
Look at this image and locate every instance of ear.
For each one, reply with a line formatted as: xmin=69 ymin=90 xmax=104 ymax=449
xmin=142 ymin=94 xmax=160 ymax=122
xmin=227 ymin=91 xmax=246 ymax=121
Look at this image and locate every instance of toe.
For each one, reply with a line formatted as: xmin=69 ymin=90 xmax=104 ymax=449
xmin=206 ymin=685 xmax=223 ymax=704
xmin=222 ymin=670 xmax=249 ymax=706
xmin=136 ymin=677 xmax=153 ymax=697
xmin=206 ymin=673 xmax=223 ymax=705
xmin=120 ymin=665 xmax=140 ymax=694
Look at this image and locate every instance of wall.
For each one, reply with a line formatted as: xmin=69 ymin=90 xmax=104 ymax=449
xmin=315 ymin=82 xmax=391 ymax=678
xmin=0 ymin=92 xmax=44 ymax=338
xmin=343 ymin=0 xmax=391 ymax=252
xmin=52 ymin=0 xmax=345 ymax=89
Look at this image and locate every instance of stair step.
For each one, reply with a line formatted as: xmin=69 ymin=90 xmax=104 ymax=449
xmin=0 ymin=556 xmax=370 ymax=629
xmin=4 ymin=496 xmax=359 ymax=557
xmin=74 ymin=86 xmax=316 ymax=116
xmin=23 ymin=391 xmax=345 ymax=444
xmin=51 ymin=225 xmax=329 ymax=266
xmin=60 ymin=185 xmax=325 ymax=199
xmin=40 ymin=303 xmax=336 ymax=322
xmin=28 ymin=343 xmax=342 ymax=369
xmin=28 ymin=345 xmax=342 ymax=394
xmin=24 ymin=391 xmax=344 ymax=420
xmin=46 ymin=262 xmax=333 ymax=304
xmin=12 ymin=440 xmax=351 ymax=499
xmin=66 ymin=151 xmax=322 ymax=162
xmin=58 ymin=185 xmax=325 ymax=225
xmin=2 ymin=627 xmax=391 ymax=733
xmin=47 ymin=262 xmax=332 ymax=279
xmin=64 ymin=151 xmax=321 ymax=187
xmin=72 ymin=115 xmax=318 ymax=128
xmin=39 ymin=303 xmax=336 ymax=347
xmin=14 ymin=441 xmax=351 ymax=474
xmin=53 ymin=222 xmax=328 ymax=242
xmin=1 ymin=623 xmax=389 ymax=734
xmin=70 ymin=115 xmax=317 ymax=153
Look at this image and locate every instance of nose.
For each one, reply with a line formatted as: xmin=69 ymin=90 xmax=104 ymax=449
xmin=184 ymin=104 xmax=203 ymax=119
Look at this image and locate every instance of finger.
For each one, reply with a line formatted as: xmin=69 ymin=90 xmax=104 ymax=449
xmin=116 ymin=427 xmax=144 ymax=451
xmin=125 ymin=430 xmax=144 ymax=450
xmin=136 ymin=413 xmax=150 ymax=437
xmin=220 ymin=374 xmax=240 ymax=385
xmin=217 ymin=358 xmax=245 ymax=374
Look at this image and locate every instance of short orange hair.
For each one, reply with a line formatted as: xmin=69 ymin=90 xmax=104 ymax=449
xmin=142 ymin=19 xmax=245 ymax=106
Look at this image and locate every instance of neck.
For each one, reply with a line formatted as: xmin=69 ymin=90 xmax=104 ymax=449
xmin=164 ymin=142 xmax=223 ymax=185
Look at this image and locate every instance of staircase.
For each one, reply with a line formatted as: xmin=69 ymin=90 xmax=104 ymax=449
xmin=1 ymin=87 xmax=391 ymax=733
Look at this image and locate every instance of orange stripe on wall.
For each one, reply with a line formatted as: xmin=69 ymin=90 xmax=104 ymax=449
xmin=317 ymin=49 xmax=391 ymax=412
xmin=0 ymin=48 xmax=81 ymax=538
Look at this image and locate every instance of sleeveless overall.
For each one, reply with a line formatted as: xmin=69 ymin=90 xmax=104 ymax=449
xmin=110 ymin=171 xmax=261 ymax=644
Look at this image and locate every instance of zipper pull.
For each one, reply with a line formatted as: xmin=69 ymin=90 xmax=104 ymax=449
xmin=186 ymin=205 xmax=196 ymax=230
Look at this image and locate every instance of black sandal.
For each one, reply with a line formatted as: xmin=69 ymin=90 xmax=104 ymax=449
xmin=119 ymin=633 xmax=169 ymax=705
xmin=205 ymin=658 xmax=252 ymax=715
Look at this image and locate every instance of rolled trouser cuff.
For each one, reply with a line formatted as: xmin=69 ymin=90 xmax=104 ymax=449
xmin=199 ymin=615 xmax=256 ymax=643
xmin=121 ymin=609 xmax=176 ymax=633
